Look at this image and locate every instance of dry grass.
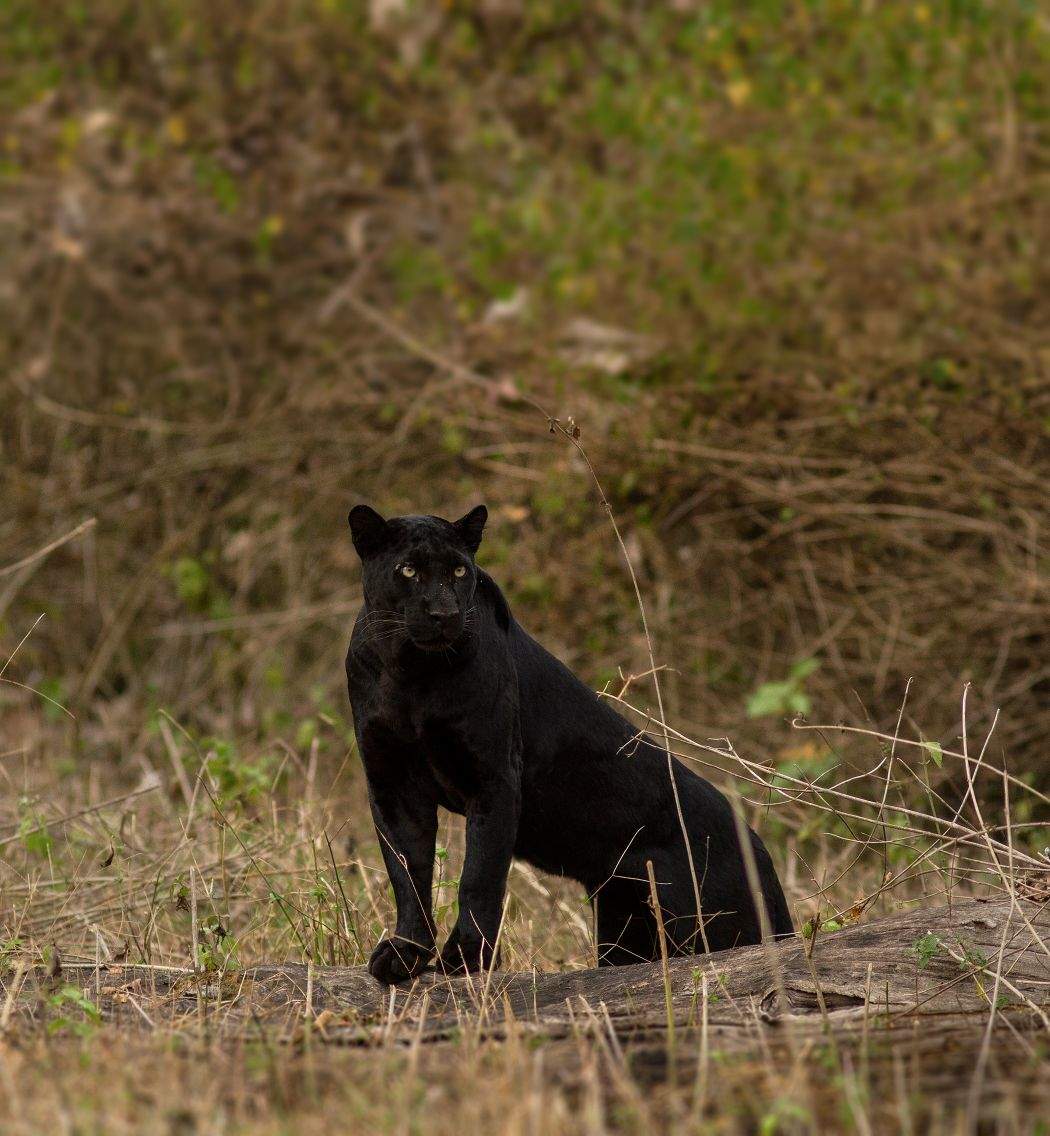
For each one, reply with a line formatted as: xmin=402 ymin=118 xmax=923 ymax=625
xmin=0 ymin=1023 xmax=1042 ymax=1136
xmin=1 ymin=608 xmax=1048 ymax=1132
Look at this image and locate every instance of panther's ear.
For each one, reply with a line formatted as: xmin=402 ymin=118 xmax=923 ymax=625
xmin=453 ymin=504 xmax=488 ymax=556
xmin=347 ymin=505 xmax=389 ymax=559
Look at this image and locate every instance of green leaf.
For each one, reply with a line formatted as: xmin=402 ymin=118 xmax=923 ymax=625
xmin=790 ymin=657 xmax=820 ymax=681
xmin=19 ymin=813 xmax=52 ymax=859
xmin=170 ymin=557 xmax=209 ymax=607
xmin=788 ymin=690 xmax=812 ymax=715
xmin=746 ymin=658 xmax=819 ymax=719
xmin=746 ymin=680 xmax=792 ymax=718
xmin=921 ymin=740 xmax=943 ymax=767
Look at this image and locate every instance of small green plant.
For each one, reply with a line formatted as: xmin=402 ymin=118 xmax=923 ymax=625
xmin=165 ymin=556 xmax=232 ymax=620
xmin=170 ymin=878 xmax=189 ymax=912
xmin=688 ymin=966 xmax=722 ymax=1020
xmin=914 ymin=932 xmax=943 ymax=969
xmin=759 ymin=1097 xmax=812 ymax=1135
xmin=198 ymin=737 xmax=280 ymax=806
xmin=46 ymin=985 xmax=101 ymax=1038
xmin=747 ymin=658 xmax=819 ymax=719
xmin=802 ymin=915 xmax=844 ymax=938
xmin=197 ymin=916 xmax=238 ymax=973
xmin=37 ymin=676 xmax=69 ymax=724
xmin=293 ymin=686 xmax=355 ymax=752
xmin=168 ymin=556 xmax=210 ymax=608
xmin=958 ymin=944 xmax=989 ymax=971
xmin=0 ymin=937 xmax=24 ymax=973
xmin=193 ymin=154 xmax=240 ymax=213
xmin=18 ymin=798 xmax=53 ymax=859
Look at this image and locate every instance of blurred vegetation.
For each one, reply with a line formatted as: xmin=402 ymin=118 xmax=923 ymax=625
xmin=1 ymin=0 xmax=1047 ymax=786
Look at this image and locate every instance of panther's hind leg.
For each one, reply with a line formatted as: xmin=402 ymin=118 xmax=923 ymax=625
xmin=644 ymin=853 xmax=709 ymax=957
xmin=593 ymin=880 xmax=657 ymax=967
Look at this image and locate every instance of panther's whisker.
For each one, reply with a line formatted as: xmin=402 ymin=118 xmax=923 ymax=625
xmin=363 ymin=631 xmax=409 ymax=649
xmin=357 ymin=628 xmax=408 ymax=648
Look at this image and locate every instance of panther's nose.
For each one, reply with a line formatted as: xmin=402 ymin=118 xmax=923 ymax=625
xmin=426 ymin=599 xmax=458 ymax=626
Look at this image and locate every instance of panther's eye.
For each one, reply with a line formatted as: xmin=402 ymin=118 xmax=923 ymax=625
xmin=400 ymin=565 xmax=416 ymax=579
xmin=453 ymin=566 xmax=467 ymax=578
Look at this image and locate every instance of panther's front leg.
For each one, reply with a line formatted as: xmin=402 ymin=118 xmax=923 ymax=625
xmin=360 ymin=740 xmax=439 ymax=985
xmin=440 ymin=757 xmax=522 ymax=974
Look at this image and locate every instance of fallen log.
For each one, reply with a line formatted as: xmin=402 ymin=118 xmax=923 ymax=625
xmin=14 ymin=897 xmax=1049 ymax=1048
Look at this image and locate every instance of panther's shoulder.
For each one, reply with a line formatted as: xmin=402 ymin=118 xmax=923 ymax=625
xmin=476 ymin=569 xmax=511 ymax=631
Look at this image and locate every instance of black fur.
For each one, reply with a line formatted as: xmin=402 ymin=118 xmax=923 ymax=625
xmin=345 ymin=506 xmax=793 ymax=985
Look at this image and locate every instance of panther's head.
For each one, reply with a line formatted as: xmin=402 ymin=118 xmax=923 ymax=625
xmin=348 ymin=504 xmax=487 ymax=653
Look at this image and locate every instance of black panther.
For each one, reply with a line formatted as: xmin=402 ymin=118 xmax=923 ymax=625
xmin=345 ymin=504 xmax=793 ymax=985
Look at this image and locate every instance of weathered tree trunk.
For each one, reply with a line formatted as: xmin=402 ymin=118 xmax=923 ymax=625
xmin=22 ymin=897 xmax=1050 ymax=1048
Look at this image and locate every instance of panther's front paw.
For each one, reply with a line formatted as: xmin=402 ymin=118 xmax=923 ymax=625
xmin=368 ymin=937 xmax=433 ymax=985
xmin=438 ymin=928 xmax=499 ymax=975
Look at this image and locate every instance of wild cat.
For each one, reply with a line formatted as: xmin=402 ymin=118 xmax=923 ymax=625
xmin=345 ymin=504 xmax=792 ymax=983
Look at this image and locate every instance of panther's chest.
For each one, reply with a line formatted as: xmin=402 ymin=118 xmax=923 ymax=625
xmin=417 ymin=717 xmax=480 ymax=812
xmin=370 ymin=689 xmax=481 ymax=810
